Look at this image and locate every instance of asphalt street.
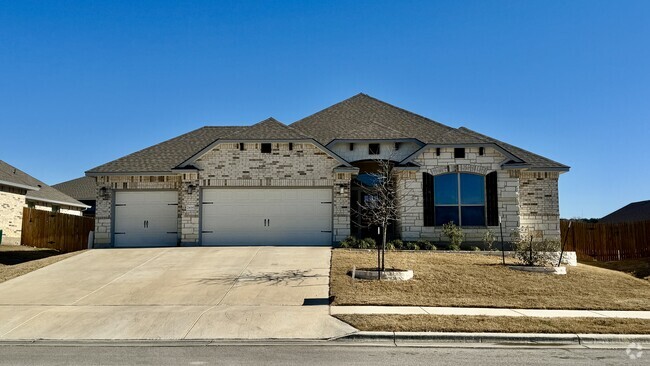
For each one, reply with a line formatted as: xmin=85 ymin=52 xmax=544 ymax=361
xmin=0 ymin=344 xmax=644 ymax=366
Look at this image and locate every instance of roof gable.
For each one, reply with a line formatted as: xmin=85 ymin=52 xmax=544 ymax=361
xmin=221 ymin=118 xmax=309 ymax=140
xmin=86 ymin=126 xmax=243 ymax=174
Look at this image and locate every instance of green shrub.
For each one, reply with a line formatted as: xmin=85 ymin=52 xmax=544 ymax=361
xmin=385 ymin=241 xmax=396 ymax=250
xmin=338 ymin=236 xmax=357 ymax=248
xmin=470 ymin=246 xmax=481 ymax=251
xmin=389 ymin=239 xmax=404 ymax=250
xmin=447 ymin=243 xmax=460 ymax=251
xmin=514 ymin=238 xmax=561 ymax=266
xmin=358 ymin=237 xmax=377 ymax=249
xmin=482 ymin=229 xmax=496 ymax=251
xmin=442 ymin=222 xmax=464 ymax=250
xmin=416 ymin=240 xmax=436 ymax=250
xmin=404 ymin=241 xmax=420 ymax=250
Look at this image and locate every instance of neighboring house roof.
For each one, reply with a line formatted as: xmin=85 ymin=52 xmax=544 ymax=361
xmin=87 ymin=126 xmax=243 ymax=174
xmin=221 ymin=118 xmax=310 ymax=140
xmin=53 ymin=176 xmax=97 ymax=201
xmin=86 ymin=94 xmax=569 ymax=174
xmin=0 ymin=160 xmax=89 ymax=209
xmin=600 ymin=201 xmax=650 ymax=224
xmin=0 ymin=160 xmax=41 ymax=191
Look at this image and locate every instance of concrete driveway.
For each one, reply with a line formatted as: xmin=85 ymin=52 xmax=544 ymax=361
xmin=0 ymin=247 xmax=355 ymax=340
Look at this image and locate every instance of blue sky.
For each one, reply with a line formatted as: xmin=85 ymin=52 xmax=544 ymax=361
xmin=1 ymin=0 xmax=648 ymax=218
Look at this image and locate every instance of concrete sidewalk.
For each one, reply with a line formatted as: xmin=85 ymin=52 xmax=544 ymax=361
xmin=331 ymin=306 xmax=650 ymax=319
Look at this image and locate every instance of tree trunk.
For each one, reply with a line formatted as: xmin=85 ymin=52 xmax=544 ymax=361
xmin=381 ymin=223 xmax=387 ymax=271
xmin=377 ymin=227 xmax=381 ymax=280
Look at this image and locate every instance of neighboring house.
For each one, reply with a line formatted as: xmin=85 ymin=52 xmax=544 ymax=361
xmin=86 ymin=94 xmax=569 ymax=248
xmin=53 ymin=176 xmax=97 ymax=217
xmin=0 ymin=160 xmax=90 ymax=244
xmin=600 ymin=200 xmax=650 ymax=224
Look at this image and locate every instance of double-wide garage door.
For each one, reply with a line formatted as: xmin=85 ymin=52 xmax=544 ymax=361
xmin=201 ymin=188 xmax=332 ymax=246
xmin=113 ymin=191 xmax=179 ymax=247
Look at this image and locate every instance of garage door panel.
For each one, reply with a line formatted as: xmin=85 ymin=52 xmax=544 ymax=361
xmin=114 ymin=191 xmax=179 ymax=248
xmin=201 ymin=188 xmax=332 ymax=246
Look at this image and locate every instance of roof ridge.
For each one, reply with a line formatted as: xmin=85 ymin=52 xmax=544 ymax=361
xmin=358 ymin=94 xmax=458 ymax=132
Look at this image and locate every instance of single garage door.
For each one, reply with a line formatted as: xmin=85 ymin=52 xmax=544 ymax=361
xmin=114 ymin=191 xmax=179 ymax=247
xmin=201 ymin=188 xmax=332 ymax=246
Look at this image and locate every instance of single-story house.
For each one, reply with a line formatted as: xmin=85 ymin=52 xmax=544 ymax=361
xmin=86 ymin=94 xmax=569 ymax=247
xmin=599 ymin=200 xmax=650 ymax=224
xmin=53 ymin=176 xmax=97 ymax=217
xmin=0 ymin=160 xmax=90 ymax=244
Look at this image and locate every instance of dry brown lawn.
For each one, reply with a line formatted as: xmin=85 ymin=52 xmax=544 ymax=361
xmin=336 ymin=314 xmax=650 ymax=334
xmin=330 ymin=250 xmax=650 ymax=310
xmin=0 ymin=245 xmax=83 ymax=283
xmin=581 ymin=257 xmax=650 ymax=281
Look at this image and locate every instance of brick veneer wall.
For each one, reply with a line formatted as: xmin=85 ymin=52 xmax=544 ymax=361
xmin=0 ymin=189 xmax=27 ymax=244
xmin=516 ymin=171 xmax=561 ymax=240
xmin=193 ymin=142 xmax=347 ymax=243
xmin=94 ymin=175 xmax=182 ymax=246
xmin=94 ymin=142 xmax=349 ymax=246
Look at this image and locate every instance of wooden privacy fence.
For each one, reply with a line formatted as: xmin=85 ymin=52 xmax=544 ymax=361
xmin=21 ymin=208 xmax=95 ymax=253
xmin=561 ymin=219 xmax=650 ymax=261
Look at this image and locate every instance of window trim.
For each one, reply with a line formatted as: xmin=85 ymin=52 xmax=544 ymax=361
xmin=433 ymin=172 xmax=486 ymax=227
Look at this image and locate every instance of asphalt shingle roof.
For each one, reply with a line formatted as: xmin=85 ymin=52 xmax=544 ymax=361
xmin=0 ymin=160 xmax=88 ymax=208
xmin=600 ymin=201 xmax=650 ymax=224
xmin=221 ymin=118 xmax=310 ymax=140
xmin=290 ymin=93 xmax=485 ymax=145
xmin=457 ymin=127 xmax=569 ymax=170
xmin=87 ymin=94 xmax=569 ymax=173
xmin=86 ymin=126 xmax=243 ymax=174
xmin=53 ymin=176 xmax=97 ymax=201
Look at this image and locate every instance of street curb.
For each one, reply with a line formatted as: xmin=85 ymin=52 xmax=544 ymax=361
xmin=340 ymin=332 xmax=650 ymax=345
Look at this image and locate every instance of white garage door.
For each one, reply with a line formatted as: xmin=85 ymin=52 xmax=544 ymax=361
xmin=201 ymin=188 xmax=332 ymax=246
xmin=114 ymin=191 xmax=179 ymax=247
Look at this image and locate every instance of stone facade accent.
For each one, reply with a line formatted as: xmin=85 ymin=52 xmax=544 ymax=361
xmin=94 ymin=142 xmax=351 ymax=246
xmin=398 ymin=146 xmax=521 ymax=242
xmin=92 ymin=143 xmax=562 ymax=247
xmin=515 ymin=170 xmax=561 ymax=240
xmin=0 ymin=189 xmax=27 ymax=244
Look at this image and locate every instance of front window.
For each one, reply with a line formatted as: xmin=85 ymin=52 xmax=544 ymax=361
xmin=434 ymin=173 xmax=485 ymax=226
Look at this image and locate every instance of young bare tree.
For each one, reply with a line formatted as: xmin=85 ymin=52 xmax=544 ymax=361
xmin=356 ymin=156 xmax=400 ymax=279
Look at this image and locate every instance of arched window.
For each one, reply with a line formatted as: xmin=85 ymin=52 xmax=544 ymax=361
xmin=423 ymin=172 xmax=485 ymax=226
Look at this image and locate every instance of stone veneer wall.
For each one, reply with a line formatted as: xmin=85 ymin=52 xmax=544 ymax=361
xmin=398 ymin=146 xmax=521 ymax=243
xmin=516 ymin=171 xmax=561 ymax=240
xmin=0 ymin=189 xmax=27 ymax=244
xmin=94 ymin=175 xmax=182 ymax=246
xmin=193 ymin=142 xmax=348 ymax=243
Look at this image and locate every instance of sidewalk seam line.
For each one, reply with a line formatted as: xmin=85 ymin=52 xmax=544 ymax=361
xmin=70 ymin=249 xmax=171 ymax=305
xmin=0 ymin=308 xmax=53 ymax=338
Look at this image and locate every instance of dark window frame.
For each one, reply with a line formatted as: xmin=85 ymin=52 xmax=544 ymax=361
xmin=261 ymin=143 xmax=272 ymax=154
xmin=454 ymin=148 xmax=465 ymax=159
xmin=368 ymin=143 xmax=381 ymax=155
xmin=431 ymin=172 xmax=486 ymax=227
